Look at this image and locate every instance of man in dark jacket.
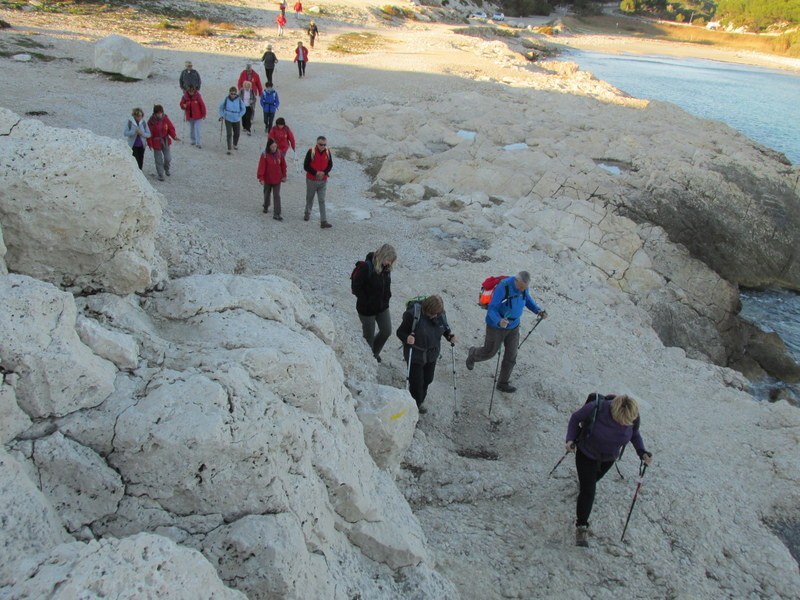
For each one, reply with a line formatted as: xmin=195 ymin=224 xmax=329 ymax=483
xmin=397 ymin=295 xmax=456 ymax=414
xmin=179 ymin=61 xmax=201 ymax=91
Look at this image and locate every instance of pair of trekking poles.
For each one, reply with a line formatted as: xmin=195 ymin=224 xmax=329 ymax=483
xmin=548 ymin=448 xmax=649 ymax=542
xmin=405 ymin=341 xmax=459 ymax=414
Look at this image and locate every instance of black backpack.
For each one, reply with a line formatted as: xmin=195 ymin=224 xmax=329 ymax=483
xmin=405 ymin=296 xmax=450 ymax=336
xmin=350 ymin=260 xmax=373 ymax=295
xmin=575 ymin=393 xmax=614 ymax=444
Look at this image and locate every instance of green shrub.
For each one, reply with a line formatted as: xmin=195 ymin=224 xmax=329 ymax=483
xmin=186 ymin=19 xmax=214 ymax=36
xmin=329 ymin=32 xmax=386 ymax=54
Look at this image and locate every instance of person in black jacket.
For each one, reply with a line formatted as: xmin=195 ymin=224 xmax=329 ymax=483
xmin=352 ymin=244 xmax=396 ymax=362
xmin=396 ymin=295 xmax=456 ymax=414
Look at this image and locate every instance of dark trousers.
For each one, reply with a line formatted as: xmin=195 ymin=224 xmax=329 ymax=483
xmin=263 ymin=111 xmax=276 ymax=131
xmin=224 ymin=121 xmax=240 ymax=150
xmin=297 ymin=61 xmax=306 ymax=77
xmin=264 ymin=68 xmax=274 ymax=85
xmin=358 ymin=309 xmax=391 ymax=358
xmin=242 ymin=107 xmax=253 ymax=132
xmin=468 ymin=325 xmax=520 ymax=385
xmin=408 ymin=360 xmax=437 ymax=406
xmin=132 ymin=145 xmax=145 ymax=170
xmin=575 ymin=449 xmax=614 ymax=527
xmin=263 ymin=182 xmax=282 ymax=215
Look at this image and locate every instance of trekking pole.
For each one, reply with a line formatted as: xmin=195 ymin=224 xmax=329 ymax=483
xmin=518 ymin=314 xmax=544 ymax=350
xmin=293 ymin=149 xmax=300 ymax=175
xmin=487 ymin=348 xmax=502 ymax=417
xmin=450 ymin=343 xmax=458 ymax=415
xmin=406 ymin=347 xmax=413 ymax=388
xmin=620 ymin=461 xmax=648 ymax=542
xmin=547 ymin=449 xmax=570 ymax=478
xmin=219 ymin=119 xmax=223 ymax=146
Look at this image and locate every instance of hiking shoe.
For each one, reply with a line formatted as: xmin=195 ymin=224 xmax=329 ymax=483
xmin=227 ymin=150 xmax=231 ymax=155
xmin=496 ymin=382 xmax=517 ymax=393
xmin=320 ymin=221 xmax=332 ymax=229
xmin=465 ymin=349 xmax=475 ymax=371
xmin=263 ymin=207 xmax=269 ymax=213
xmin=418 ymin=405 xmax=427 ymax=414
xmin=196 ymin=145 xmax=201 ymax=149
xmin=165 ymin=169 xmax=170 ymax=176
xmin=234 ymin=145 xmax=238 ymax=150
xmin=575 ymin=526 xmax=589 ymax=547
xmin=157 ymin=175 xmax=165 ymax=181
xmin=303 ymin=213 xmax=310 ymax=221
xmin=273 ymin=215 xmax=283 ymax=221
xmin=374 ymin=354 xmax=382 ymax=363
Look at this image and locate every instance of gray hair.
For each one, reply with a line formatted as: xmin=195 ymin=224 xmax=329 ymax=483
xmin=516 ymin=271 xmax=531 ymax=285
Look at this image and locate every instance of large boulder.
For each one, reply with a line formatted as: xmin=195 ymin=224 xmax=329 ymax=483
xmin=94 ymin=34 xmax=153 ymax=80
xmin=0 ymin=109 xmax=164 ymax=294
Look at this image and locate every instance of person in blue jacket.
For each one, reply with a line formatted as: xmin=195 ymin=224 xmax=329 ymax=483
xmin=260 ymin=82 xmax=280 ymax=132
xmin=465 ymin=271 xmax=547 ymax=393
xmin=565 ymin=394 xmax=653 ymax=546
xmin=218 ymin=87 xmax=246 ymax=155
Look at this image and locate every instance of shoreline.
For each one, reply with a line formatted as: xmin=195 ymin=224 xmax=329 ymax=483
xmin=550 ymin=32 xmax=800 ymax=74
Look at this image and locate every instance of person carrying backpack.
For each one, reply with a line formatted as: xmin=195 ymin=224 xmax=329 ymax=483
xmin=260 ymin=82 xmax=280 ymax=133
xmin=565 ymin=394 xmax=653 ymax=547
xmin=396 ymin=295 xmax=456 ymax=414
xmin=352 ymin=244 xmax=396 ymax=363
xmin=465 ymin=271 xmax=547 ymax=393
xmin=218 ymin=87 xmax=246 ymax=155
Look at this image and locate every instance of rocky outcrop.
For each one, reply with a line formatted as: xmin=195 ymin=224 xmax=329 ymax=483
xmin=94 ymin=34 xmax=153 ymax=80
xmin=0 ymin=109 xmax=165 ymax=294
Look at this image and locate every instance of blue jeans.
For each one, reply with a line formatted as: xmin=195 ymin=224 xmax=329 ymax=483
xmin=188 ymin=119 xmax=202 ymax=146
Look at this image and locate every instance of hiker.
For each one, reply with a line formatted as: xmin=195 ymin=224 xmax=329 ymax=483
xmin=293 ymin=1 xmax=303 ymax=18
xmin=396 ymin=295 xmax=456 ymax=414
xmin=465 ymin=271 xmax=547 ymax=393
xmin=237 ymin=63 xmax=263 ymax=97
xmin=218 ymin=86 xmax=246 ymax=155
xmin=276 ymin=13 xmax=287 ymax=36
xmin=238 ymin=80 xmax=257 ymax=136
xmin=307 ymin=20 xmax=319 ymax=48
xmin=294 ymin=41 xmax=308 ymax=78
xmin=179 ymin=84 xmax=206 ymax=148
xmin=260 ymin=82 xmax=280 ymax=132
xmin=124 ymin=107 xmax=150 ymax=170
xmin=303 ymin=136 xmax=333 ymax=228
xmin=565 ymin=394 xmax=653 ymax=547
xmin=179 ymin=60 xmax=201 ymax=91
xmin=268 ymin=117 xmax=296 ymax=158
xmin=257 ymin=138 xmax=287 ymax=220
xmin=147 ymin=104 xmax=180 ymax=181
xmin=261 ymin=44 xmax=278 ymax=85
xmin=278 ymin=0 xmax=287 ymax=17
xmin=352 ymin=244 xmax=397 ymax=363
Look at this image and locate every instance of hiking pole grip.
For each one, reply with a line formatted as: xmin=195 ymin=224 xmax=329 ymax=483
xmin=547 ymin=450 xmax=570 ymax=478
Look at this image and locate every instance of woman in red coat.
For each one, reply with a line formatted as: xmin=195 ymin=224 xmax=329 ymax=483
xmin=147 ymin=104 xmax=180 ymax=181
xmin=257 ymin=138 xmax=288 ymax=220
xmin=268 ymin=117 xmax=296 ymax=158
xmin=294 ymin=41 xmax=308 ymax=78
xmin=179 ymin=85 xmax=206 ymax=148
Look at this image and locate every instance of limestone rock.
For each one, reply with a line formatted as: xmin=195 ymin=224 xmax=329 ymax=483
xmin=0 ymin=108 xmax=163 ymax=294
xmin=94 ymin=35 xmax=153 ymax=80
xmin=0 ymin=275 xmax=116 ymax=418
xmin=155 ymin=214 xmax=243 ymax=279
xmin=4 ymin=533 xmax=245 ymax=599
xmin=76 ymin=314 xmax=139 ymax=370
xmin=30 ymin=431 xmax=124 ymax=533
xmin=0 ymin=379 xmax=31 ymax=444
xmin=0 ymin=448 xmax=69 ymax=586
xmin=0 ymin=224 xmax=7 ymax=275
xmin=352 ymin=381 xmax=418 ymax=472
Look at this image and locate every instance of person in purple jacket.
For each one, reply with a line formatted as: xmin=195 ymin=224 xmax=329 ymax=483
xmin=565 ymin=394 xmax=653 ymax=547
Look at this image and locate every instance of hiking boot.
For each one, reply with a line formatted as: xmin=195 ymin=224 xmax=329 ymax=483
xmin=165 ymin=169 xmax=170 ymax=176
xmin=303 ymin=213 xmax=310 ymax=221
xmin=196 ymin=144 xmax=202 ymax=149
xmin=465 ymin=348 xmax=475 ymax=371
xmin=575 ymin=525 xmax=589 ymax=547
xmin=157 ymin=175 xmax=165 ymax=181
xmin=234 ymin=145 xmax=238 ymax=151
xmin=263 ymin=206 xmax=269 ymax=213
xmin=496 ymin=382 xmax=517 ymax=393
xmin=273 ymin=215 xmax=283 ymax=221
xmin=227 ymin=150 xmax=231 ymax=155
xmin=418 ymin=405 xmax=427 ymax=414
xmin=374 ymin=354 xmax=382 ymax=363
xmin=320 ymin=221 xmax=332 ymax=229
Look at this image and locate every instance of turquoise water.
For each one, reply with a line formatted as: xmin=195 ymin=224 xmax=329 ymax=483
xmin=566 ymin=51 xmax=800 ymax=164
xmin=565 ymin=50 xmax=800 ymax=400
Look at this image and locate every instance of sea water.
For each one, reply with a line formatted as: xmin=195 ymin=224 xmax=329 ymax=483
xmin=564 ymin=50 xmax=800 ymax=399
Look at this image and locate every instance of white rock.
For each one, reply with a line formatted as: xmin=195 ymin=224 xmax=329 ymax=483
xmin=11 ymin=53 xmax=32 ymax=62
xmin=0 ymin=224 xmax=6 ymax=275
xmin=0 ymin=108 xmax=164 ymax=294
xmin=352 ymin=381 xmax=418 ymax=473
xmin=31 ymin=431 xmax=124 ymax=533
xmin=76 ymin=315 xmax=139 ymax=370
xmin=94 ymin=35 xmax=153 ymax=80
xmin=0 ymin=447 xmax=70 ymax=585
xmin=0 ymin=380 xmax=31 ymax=444
xmin=0 ymin=275 xmax=116 ymax=418
xmin=5 ymin=533 xmax=245 ymax=598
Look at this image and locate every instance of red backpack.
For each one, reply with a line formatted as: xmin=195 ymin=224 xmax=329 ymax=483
xmin=478 ymin=275 xmax=509 ymax=309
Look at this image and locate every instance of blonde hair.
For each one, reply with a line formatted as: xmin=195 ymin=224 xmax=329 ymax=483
xmin=131 ymin=107 xmax=143 ymax=117
xmin=372 ymin=244 xmax=397 ymax=274
xmin=421 ymin=295 xmax=444 ymax=317
xmin=611 ymin=395 xmax=639 ymax=426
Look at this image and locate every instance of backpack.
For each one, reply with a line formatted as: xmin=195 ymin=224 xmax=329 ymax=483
xmin=478 ymin=275 xmax=510 ymax=309
xmin=350 ymin=260 xmax=373 ymax=295
xmin=575 ymin=393 xmax=615 ymax=445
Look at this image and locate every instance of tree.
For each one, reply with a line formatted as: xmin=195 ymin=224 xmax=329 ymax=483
xmin=620 ymin=0 xmax=639 ymax=13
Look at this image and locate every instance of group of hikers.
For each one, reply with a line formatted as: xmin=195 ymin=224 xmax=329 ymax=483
xmin=351 ymin=246 xmax=653 ymax=546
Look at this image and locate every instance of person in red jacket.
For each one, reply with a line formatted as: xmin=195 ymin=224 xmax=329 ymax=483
xmin=294 ymin=41 xmax=308 ymax=78
xmin=303 ymin=135 xmax=333 ymax=228
xmin=293 ymin=1 xmax=303 ymax=18
xmin=268 ymin=117 xmax=296 ymax=158
xmin=237 ymin=64 xmax=263 ymax=97
xmin=147 ymin=104 xmax=180 ymax=181
xmin=257 ymin=138 xmax=288 ymax=220
xmin=179 ymin=85 xmax=206 ymax=148
xmin=276 ymin=13 xmax=287 ymax=35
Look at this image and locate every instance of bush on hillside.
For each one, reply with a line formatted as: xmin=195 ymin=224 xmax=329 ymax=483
xmin=186 ymin=19 xmax=214 ymax=36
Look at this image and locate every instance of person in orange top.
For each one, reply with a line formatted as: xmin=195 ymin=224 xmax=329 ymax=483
xmin=257 ymin=138 xmax=288 ymax=220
